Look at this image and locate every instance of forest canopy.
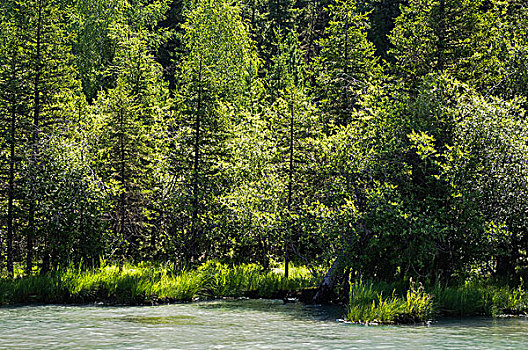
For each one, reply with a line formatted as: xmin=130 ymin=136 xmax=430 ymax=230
xmin=1 ymin=0 xmax=527 ymax=286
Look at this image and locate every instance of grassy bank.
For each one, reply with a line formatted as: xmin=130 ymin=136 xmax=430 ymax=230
xmin=346 ymin=278 xmax=528 ymax=325
xmin=346 ymin=279 xmax=433 ymax=324
xmin=0 ymin=261 xmax=319 ymax=305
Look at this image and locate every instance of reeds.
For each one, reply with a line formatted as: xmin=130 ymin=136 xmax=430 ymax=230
xmin=0 ymin=260 xmax=318 ymax=305
xmin=346 ymin=278 xmax=528 ymax=324
xmin=432 ymin=281 xmax=528 ymax=317
xmin=346 ymin=278 xmax=433 ymax=324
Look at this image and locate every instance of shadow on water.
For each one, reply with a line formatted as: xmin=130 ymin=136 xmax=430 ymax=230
xmin=194 ymin=298 xmax=345 ymax=322
xmin=118 ymin=315 xmax=201 ymax=325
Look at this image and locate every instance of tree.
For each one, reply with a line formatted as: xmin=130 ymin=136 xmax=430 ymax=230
xmin=71 ymin=0 xmax=172 ymax=100
xmin=388 ymin=0 xmax=484 ymax=87
xmin=0 ymin=5 xmax=31 ymax=276
xmin=95 ymin=25 xmax=171 ymax=262
xmin=311 ymin=0 xmax=381 ymax=128
xmin=356 ymin=0 xmax=407 ymax=61
xmin=0 ymin=0 xmax=79 ymax=275
xmin=443 ymin=91 xmax=528 ymax=277
xmin=169 ymin=0 xmax=258 ymax=263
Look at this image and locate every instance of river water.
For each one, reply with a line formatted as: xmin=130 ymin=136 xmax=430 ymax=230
xmin=1 ymin=299 xmax=527 ymax=349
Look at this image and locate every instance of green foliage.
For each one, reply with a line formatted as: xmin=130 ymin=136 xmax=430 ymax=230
xmin=71 ymin=0 xmax=172 ymax=100
xmin=0 ymin=261 xmax=318 ymax=305
xmin=166 ymin=0 xmax=260 ymax=262
xmin=2 ymin=0 xmax=528 ymax=311
xmin=94 ymin=24 xmax=172 ymax=260
xmin=347 ymin=278 xmax=434 ymax=324
xmin=311 ymin=0 xmax=381 ymax=126
xmin=389 ymin=0 xmax=484 ymax=86
xmin=180 ymin=0 xmax=258 ymax=104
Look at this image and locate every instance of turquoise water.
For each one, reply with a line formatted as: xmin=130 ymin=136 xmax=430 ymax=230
xmin=1 ymin=299 xmax=527 ymax=349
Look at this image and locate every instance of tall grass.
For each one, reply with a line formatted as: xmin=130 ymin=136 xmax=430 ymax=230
xmin=346 ymin=278 xmax=434 ymax=324
xmin=197 ymin=261 xmax=319 ymax=298
xmin=432 ymin=281 xmax=528 ymax=317
xmin=346 ymin=278 xmax=528 ymax=324
xmin=0 ymin=260 xmax=318 ymax=305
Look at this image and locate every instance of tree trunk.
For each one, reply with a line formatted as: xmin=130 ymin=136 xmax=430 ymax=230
xmin=27 ymin=1 xmax=43 ymax=276
xmin=312 ymin=256 xmax=340 ymax=304
xmin=285 ymin=101 xmax=294 ymax=278
xmin=190 ymin=58 xmax=203 ymax=261
xmin=6 ymin=51 xmax=17 ymax=276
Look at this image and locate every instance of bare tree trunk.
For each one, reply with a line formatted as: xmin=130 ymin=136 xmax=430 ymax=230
xmin=118 ymin=104 xmax=127 ymax=268
xmin=312 ymin=256 xmax=340 ymax=304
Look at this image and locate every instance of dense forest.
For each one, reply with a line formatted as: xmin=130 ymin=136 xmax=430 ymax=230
xmin=1 ymin=0 xmax=527 ymax=292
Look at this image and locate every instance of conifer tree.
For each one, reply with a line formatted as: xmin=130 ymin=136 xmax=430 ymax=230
xmin=0 ymin=0 xmax=79 ymax=274
xmin=263 ymin=29 xmax=324 ymax=275
xmin=96 ymin=25 xmax=171 ymax=261
xmin=172 ymin=0 xmax=258 ymax=262
xmin=389 ymin=0 xmax=484 ymax=87
xmin=311 ymin=0 xmax=380 ymax=128
xmin=0 ymin=6 xmax=31 ymax=276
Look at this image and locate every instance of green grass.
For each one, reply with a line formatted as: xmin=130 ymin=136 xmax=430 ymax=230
xmin=197 ymin=261 xmax=319 ymax=298
xmin=432 ymin=281 xmax=528 ymax=317
xmin=345 ymin=278 xmax=528 ymax=324
xmin=0 ymin=260 xmax=318 ymax=305
xmin=346 ymin=278 xmax=433 ymax=324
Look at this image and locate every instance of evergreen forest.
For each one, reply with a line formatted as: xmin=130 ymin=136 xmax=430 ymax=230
xmin=1 ymin=0 xmax=528 ymax=305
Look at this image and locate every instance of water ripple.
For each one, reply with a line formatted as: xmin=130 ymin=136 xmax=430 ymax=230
xmin=1 ymin=301 xmax=528 ymax=349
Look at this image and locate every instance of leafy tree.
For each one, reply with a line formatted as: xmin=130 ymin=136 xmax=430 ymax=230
xmin=27 ymin=113 xmax=110 ymax=269
xmin=444 ymin=91 xmax=528 ymax=277
xmin=477 ymin=0 xmax=528 ymax=102
xmin=71 ymin=0 xmax=171 ymax=100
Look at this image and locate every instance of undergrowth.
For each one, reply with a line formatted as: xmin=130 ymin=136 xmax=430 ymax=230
xmin=0 ymin=260 xmax=318 ymax=305
xmin=346 ymin=277 xmax=528 ymax=324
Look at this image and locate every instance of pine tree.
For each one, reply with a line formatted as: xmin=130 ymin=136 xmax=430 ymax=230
xmin=171 ymin=0 xmax=258 ymax=262
xmin=96 ymin=25 xmax=171 ymax=261
xmin=389 ymin=0 xmax=484 ymax=87
xmin=311 ymin=0 xmax=380 ymax=127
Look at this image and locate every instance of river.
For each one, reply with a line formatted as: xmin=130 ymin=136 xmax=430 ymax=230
xmin=1 ymin=299 xmax=527 ymax=349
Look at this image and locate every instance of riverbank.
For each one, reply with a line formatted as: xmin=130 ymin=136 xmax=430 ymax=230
xmin=346 ymin=278 xmax=528 ymax=325
xmin=0 ymin=261 xmax=319 ymax=305
xmin=2 ymin=262 xmax=527 ymax=326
